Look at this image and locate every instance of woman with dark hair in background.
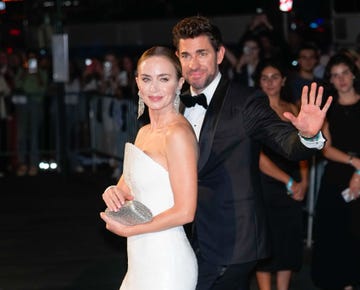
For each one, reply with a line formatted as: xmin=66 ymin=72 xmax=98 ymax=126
xmin=311 ymin=53 xmax=360 ymax=290
xmin=254 ymin=59 xmax=309 ymax=290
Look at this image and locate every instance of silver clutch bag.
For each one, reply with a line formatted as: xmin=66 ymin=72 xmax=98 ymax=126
xmin=105 ymin=200 xmax=153 ymax=226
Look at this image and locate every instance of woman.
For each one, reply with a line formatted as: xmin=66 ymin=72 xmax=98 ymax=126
xmin=254 ymin=59 xmax=309 ymax=290
xmin=100 ymin=46 xmax=198 ymax=290
xmin=311 ymin=53 xmax=360 ymax=290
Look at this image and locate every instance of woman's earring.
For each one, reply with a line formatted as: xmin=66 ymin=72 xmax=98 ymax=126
xmin=174 ymin=90 xmax=180 ymax=113
xmin=137 ymin=92 xmax=145 ymax=119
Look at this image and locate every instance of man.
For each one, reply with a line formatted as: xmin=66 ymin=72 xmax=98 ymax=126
xmin=172 ymin=16 xmax=332 ymax=290
xmin=288 ymin=42 xmax=323 ymax=106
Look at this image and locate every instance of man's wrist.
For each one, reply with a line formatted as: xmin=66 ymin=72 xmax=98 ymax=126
xmin=298 ymin=131 xmax=325 ymax=150
xmin=298 ymin=132 xmax=319 ymax=140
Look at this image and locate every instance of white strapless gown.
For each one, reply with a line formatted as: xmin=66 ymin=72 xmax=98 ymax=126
xmin=119 ymin=143 xmax=198 ymax=290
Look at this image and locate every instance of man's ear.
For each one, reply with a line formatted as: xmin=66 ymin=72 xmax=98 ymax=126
xmin=217 ymin=45 xmax=226 ymax=65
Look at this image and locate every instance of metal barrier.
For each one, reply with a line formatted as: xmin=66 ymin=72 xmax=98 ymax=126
xmin=2 ymin=92 xmax=139 ymax=175
xmin=87 ymin=94 xmax=138 ymax=172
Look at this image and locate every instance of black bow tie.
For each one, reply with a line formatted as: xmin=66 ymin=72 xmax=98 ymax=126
xmin=180 ymin=93 xmax=208 ymax=109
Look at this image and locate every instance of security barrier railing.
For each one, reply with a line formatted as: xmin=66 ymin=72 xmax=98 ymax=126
xmin=1 ymin=92 xmax=140 ymax=176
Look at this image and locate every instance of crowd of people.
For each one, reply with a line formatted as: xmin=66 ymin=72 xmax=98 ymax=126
xmin=0 ymin=48 xmax=139 ymax=177
xmin=0 ymin=11 xmax=360 ymax=290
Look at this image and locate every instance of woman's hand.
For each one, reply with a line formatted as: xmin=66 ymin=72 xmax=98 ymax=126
xmin=99 ymin=212 xmax=131 ymax=237
xmin=290 ymin=180 xmax=307 ymax=201
xmin=102 ymin=185 xmax=133 ymax=212
xmin=348 ymin=172 xmax=360 ymax=200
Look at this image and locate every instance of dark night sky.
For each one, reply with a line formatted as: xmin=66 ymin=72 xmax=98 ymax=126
xmin=1 ymin=0 xmax=334 ymax=25
xmin=2 ymin=0 xmax=360 ymax=26
xmin=0 ymin=0 xmax=358 ymax=52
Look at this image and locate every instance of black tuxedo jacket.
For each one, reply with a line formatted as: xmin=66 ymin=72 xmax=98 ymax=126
xmin=185 ymin=76 xmax=317 ymax=265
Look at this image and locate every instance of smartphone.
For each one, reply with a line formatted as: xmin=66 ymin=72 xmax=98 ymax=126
xmin=256 ymin=7 xmax=264 ymax=14
xmin=341 ymin=188 xmax=354 ymax=203
xmin=28 ymin=58 xmax=38 ymax=74
xmin=103 ymin=61 xmax=112 ymax=79
xmin=243 ymin=46 xmax=251 ymax=55
xmin=85 ymin=58 xmax=92 ymax=66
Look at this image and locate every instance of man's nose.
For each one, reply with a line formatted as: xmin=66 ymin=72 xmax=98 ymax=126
xmin=188 ymin=57 xmax=200 ymax=70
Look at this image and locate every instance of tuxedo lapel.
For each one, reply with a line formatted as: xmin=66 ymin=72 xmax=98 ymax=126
xmin=198 ymin=77 xmax=230 ymax=171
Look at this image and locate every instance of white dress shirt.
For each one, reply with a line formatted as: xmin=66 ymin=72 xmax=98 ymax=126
xmin=184 ymin=73 xmax=221 ymax=140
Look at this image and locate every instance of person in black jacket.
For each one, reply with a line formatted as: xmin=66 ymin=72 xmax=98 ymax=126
xmin=171 ymin=15 xmax=332 ymax=290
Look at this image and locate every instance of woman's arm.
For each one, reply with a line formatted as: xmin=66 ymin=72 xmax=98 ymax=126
xmin=101 ymin=122 xmax=199 ymax=237
xmin=259 ymin=151 xmax=289 ymax=184
xmin=259 ymin=151 xmax=306 ymax=201
xmin=321 ymin=120 xmax=360 ymax=198
xmin=322 ymin=120 xmax=360 ymax=168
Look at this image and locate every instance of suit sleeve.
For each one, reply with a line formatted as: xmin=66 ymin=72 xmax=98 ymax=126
xmin=242 ymin=90 xmax=317 ymax=161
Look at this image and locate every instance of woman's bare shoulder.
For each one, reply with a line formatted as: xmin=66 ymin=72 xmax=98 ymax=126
xmin=165 ymin=116 xmax=197 ymax=146
xmin=168 ymin=116 xmax=195 ymax=135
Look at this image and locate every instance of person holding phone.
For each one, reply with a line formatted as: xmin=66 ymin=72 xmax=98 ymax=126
xmin=224 ymin=34 xmax=264 ymax=87
xmin=14 ymin=50 xmax=48 ymax=176
xmin=27 ymin=57 xmax=38 ymax=74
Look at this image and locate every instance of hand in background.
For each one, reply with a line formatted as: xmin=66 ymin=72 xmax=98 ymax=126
xmin=349 ymin=172 xmax=360 ymax=200
xmin=290 ymin=180 xmax=306 ymax=201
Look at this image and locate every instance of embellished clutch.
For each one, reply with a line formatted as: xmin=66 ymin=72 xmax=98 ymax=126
xmin=105 ymin=200 xmax=153 ymax=226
